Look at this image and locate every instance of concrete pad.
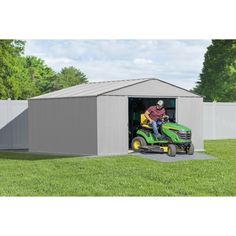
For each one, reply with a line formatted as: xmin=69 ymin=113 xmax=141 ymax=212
xmin=132 ymin=152 xmax=216 ymax=162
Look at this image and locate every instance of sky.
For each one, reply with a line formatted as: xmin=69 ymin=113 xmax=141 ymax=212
xmin=25 ymin=40 xmax=211 ymax=90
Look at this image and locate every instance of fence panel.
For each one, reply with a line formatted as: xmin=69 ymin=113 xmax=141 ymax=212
xmin=0 ymin=100 xmax=28 ymax=149
xmin=0 ymin=100 xmax=235 ymax=149
xmin=203 ymin=102 xmax=236 ymax=139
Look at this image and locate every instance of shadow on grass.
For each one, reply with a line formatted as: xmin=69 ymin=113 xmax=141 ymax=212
xmin=0 ymin=151 xmax=80 ymax=161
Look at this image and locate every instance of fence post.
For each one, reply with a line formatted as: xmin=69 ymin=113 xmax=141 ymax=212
xmin=212 ymin=101 xmax=216 ymax=139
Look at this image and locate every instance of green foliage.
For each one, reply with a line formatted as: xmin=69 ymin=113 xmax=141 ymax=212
xmin=52 ymin=66 xmax=88 ymax=91
xmin=0 ymin=40 xmax=25 ymax=56
xmin=194 ymin=40 xmax=236 ymax=101
xmin=0 ymin=40 xmax=25 ymax=99
xmin=0 ymin=40 xmax=88 ymax=100
xmin=24 ymin=56 xmax=56 ymax=96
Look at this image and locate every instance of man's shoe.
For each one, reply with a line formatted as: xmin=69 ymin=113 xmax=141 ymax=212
xmin=155 ymin=134 xmax=165 ymax=140
xmin=155 ymin=134 xmax=162 ymax=139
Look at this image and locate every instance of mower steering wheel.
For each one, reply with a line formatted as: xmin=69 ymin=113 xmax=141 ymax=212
xmin=162 ymin=115 xmax=169 ymax=122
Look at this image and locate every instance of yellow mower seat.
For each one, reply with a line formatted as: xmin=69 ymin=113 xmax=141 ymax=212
xmin=140 ymin=114 xmax=152 ymax=129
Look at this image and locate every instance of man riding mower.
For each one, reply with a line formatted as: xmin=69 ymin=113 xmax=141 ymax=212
xmin=131 ymin=100 xmax=194 ymax=157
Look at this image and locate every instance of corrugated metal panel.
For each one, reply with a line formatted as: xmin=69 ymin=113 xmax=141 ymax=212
xmin=0 ymin=100 xmax=28 ymax=149
xmin=31 ymin=78 xmax=200 ymax=100
xmin=29 ymin=97 xmax=97 ymax=155
xmin=97 ymin=96 xmax=128 ymax=155
xmin=31 ymin=79 xmax=149 ymax=99
xmin=106 ymin=79 xmax=200 ymax=97
xmin=203 ymin=102 xmax=236 ymax=139
xmin=177 ymin=97 xmax=204 ymax=150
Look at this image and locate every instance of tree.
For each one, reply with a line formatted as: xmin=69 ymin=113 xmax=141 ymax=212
xmin=0 ymin=40 xmax=56 ymax=99
xmin=194 ymin=40 xmax=236 ymax=102
xmin=0 ymin=40 xmax=25 ymax=57
xmin=52 ymin=66 xmax=88 ymax=91
xmin=23 ymin=56 xmax=56 ymax=96
xmin=0 ymin=40 xmax=26 ymax=99
xmin=0 ymin=40 xmax=89 ymax=99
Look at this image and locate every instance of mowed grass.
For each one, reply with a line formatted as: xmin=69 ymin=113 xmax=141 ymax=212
xmin=0 ymin=140 xmax=236 ymax=196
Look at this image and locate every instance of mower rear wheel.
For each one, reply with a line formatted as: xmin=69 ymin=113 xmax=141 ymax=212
xmin=131 ymin=136 xmax=147 ymax=152
xmin=167 ymin=144 xmax=177 ymax=157
xmin=186 ymin=143 xmax=194 ymax=155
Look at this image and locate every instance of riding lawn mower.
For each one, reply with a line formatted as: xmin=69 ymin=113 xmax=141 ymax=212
xmin=131 ymin=114 xmax=194 ymax=157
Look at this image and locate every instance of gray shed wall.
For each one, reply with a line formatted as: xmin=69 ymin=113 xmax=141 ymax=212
xmin=105 ymin=80 xmax=199 ymax=97
xmin=97 ymin=96 xmax=128 ymax=155
xmin=177 ymin=97 xmax=204 ymax=150
xmin=29 ymin=97 xmax=97 ymax=155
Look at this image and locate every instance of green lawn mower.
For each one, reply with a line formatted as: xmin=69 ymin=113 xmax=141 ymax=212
xmin=131 ymin=114 xmax=194 ymax=157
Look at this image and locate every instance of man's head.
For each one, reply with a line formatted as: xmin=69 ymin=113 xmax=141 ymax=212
xmin=156 ymin=100 xmax=164 ymax=109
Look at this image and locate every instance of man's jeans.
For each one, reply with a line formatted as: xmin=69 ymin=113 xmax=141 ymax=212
xmin=149 ymin=121 xmax=163 ymax=137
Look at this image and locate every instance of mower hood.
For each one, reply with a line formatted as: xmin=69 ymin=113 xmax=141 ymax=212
xmin=162 ymin=122 xmax=191 ymax=132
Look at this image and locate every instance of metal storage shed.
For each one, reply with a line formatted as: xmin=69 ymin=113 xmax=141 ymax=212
xmin=29 ymin=78 xmax=203 ymax=156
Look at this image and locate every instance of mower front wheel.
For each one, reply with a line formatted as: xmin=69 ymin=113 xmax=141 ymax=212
xmin=131 ymin=136 xmax=147 ymax=152
xmin=186 ymin=143 xmax=194 ymax=155
xmin=167 ymin=144 xmax=177 ymax=157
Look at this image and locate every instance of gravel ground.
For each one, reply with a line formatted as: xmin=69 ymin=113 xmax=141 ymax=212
xmin=132 ymin=152 xmax=216 ymax=162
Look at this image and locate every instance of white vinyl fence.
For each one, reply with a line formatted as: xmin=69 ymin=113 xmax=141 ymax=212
xmin=0 ymin=100 xmax=235 ymax=150
xmin=0 ymin=100 xmax=28 ymax=149
xmin=203 ymin=102 xmax=236 ymax=139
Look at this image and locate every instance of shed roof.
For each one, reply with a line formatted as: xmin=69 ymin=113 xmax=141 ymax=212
xmin=31 ymin=78 xmax=200 ymax=100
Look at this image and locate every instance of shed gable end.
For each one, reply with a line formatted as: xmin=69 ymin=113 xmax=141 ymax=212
xmin=103 ymin=79 xmax=199 ymax=97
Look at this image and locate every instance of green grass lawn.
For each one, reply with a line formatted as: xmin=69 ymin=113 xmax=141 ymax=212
xmin=0 ymin=139 xmax=236 ymax=196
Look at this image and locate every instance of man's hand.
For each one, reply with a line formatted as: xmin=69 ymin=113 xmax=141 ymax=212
xmin=162 ymin=115 xmax=169 ymax=122
xmin=163 ymin=115 xmax=169 ymax=120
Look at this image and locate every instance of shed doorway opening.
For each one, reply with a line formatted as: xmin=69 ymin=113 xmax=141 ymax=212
xmin=128 ymin=97 xmax=176 ymax=148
